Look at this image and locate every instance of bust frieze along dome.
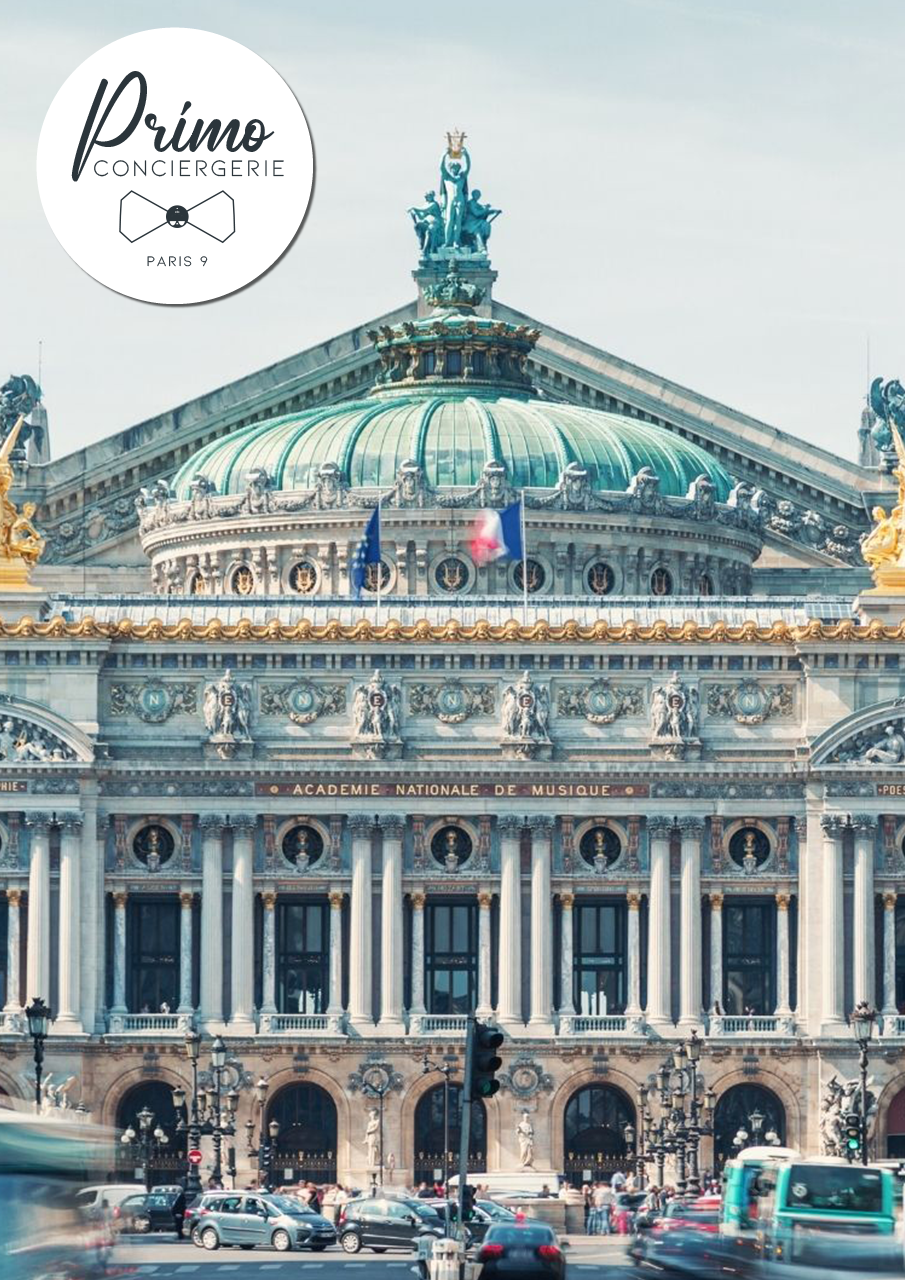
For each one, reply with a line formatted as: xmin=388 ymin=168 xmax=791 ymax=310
xmin=139 ymin=142 xmax=767 ymax=600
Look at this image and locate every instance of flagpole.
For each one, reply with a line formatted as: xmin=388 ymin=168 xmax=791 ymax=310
xmin=376 ymin=496 xmax=382 ymax=629
xmin=520 ymin=490 xmax=528 ymax=627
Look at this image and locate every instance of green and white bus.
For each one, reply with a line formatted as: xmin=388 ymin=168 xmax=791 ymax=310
xmin=0 ymin=1108 xmax=116 ymax=1280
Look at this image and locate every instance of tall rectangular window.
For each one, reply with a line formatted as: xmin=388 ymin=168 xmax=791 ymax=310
xmin=277 ymin=900 xmax=329 ymax=1013
xmin=128 ymin=898 xmax=179 ymax=1013
xmin=426 ymin=901 xmax=477 ymax=1014
xmin=573 ymin=900 xmax=627 ymax=1015
xmin=723 ymin=900 xmax=775 ymax=1015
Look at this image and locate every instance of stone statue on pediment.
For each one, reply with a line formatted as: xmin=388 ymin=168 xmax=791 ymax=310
xmin=203 ymin=669 xmax=253 ymax=759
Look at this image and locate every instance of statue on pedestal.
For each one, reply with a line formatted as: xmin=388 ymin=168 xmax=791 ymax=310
xmin=516 ymin=1111 xmax=535 ymax=1168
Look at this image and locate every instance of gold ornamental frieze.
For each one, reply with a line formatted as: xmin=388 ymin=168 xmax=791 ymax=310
xmin=257 ymin=779 xmax=648 ymax=798
xmin=4 ymin=614 xmax=905 ymax=644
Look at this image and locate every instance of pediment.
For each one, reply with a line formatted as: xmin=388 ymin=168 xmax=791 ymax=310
xmin=0 ymin=693 xmax=94 ymax=764
xmin=811 ymin=697 xmax=905 ymax=768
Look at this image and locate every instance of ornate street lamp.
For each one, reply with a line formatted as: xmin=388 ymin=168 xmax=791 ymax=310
xmin=851 ymin=1000 xmax=877 ymax=1165
xmin=25 ymin=996 xmax=52 ymax=1113
xmin=749 ymin=1108 xmax=764 ymax=1141
xmin=122 ymin=1106 xmax=169 ymax=1191
xmin=246 ymin=1076 xmax=278 ymax=1191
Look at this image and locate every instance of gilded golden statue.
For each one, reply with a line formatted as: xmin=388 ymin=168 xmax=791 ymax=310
xmin=0 ymin=415 xmax=45 ymax=590
xmin=862 ymin=422 xmax=905 ymax=594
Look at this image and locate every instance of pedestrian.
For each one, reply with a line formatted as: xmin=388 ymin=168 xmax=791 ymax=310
xmin=306 ymin=1182 xmax=322 ymax=1213
xmin=594 ymin=1182 xmax=614 ymax=1235
xmin=416 ymin=1181 xmax=433 ymax=1199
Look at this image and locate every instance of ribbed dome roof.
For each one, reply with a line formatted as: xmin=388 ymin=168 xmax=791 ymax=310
xmin=171 ymin=393 xmax=733 ymax=501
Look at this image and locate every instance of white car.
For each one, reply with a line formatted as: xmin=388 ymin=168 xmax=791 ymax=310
xmin=75 ymin=1184 xmax=146 ymax=1219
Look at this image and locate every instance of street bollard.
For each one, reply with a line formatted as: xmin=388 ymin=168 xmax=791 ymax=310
xmin=428 ymin=1236 xmax=463 ymax=1280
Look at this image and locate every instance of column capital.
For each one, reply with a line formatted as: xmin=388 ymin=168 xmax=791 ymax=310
xmin=25 ymin=812 xmax=52 ymax=834
xmin=379 ymin=815 xmax=406 ymax=838
xmin=180 ymin=890 xmax=194 ymax=909
xmin=261 ymin=890 xmax=277 ymax=911
xmin=775 ymin=892 xmax=790 ymax=911
xmin=560 ymin=892 xmax=574 ymax=910
xmin=884 ymin=891 xmax=898 ymax=911
xmin=648 ymin=819 xmax=674 ymax=840
xmin=677 ymin=817 xmax=704 ymax=838
xmin=349 ymin=814 xmax=374 ymax=838
xmin=820 ymin=814 xmax=846 ymax=836
xmin=328 ymin=889 xmax=345 ymax=910
xmin=627 ymin=891 xmax=641 ymax=910
xmin=411 ymin=891 xmax=426 ymax=911
xmin=230 ymin=814 xmax=257 ymax=834
xmin=851 ymin=814 xmax=878 ymax=835
xmin=528 ymin=815 xmax=554 ymax=834
xmin=710 ymin=891 xmax=724 ymax=910
xmin=58 ymin=813 xmax=83 ymax=833
xmin=113 ymin=889 xmax=128 ymax=909
xmin=6 ymin=887 xmax=21 ymax=907
xmin=499 ymin=815 xmax=524 ymax=838
xmin=477 ymin=890 xmax=493 ymax=909
xmin=199 ymin=814 xmax=224 ymax=833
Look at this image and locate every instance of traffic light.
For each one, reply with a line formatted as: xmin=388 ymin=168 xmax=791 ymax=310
xmin=471 ymin=1019 xmax=503 ymax=1099
xmin=844 ymin=1111 xmax=861 ymax=1159
xmin=461 ymin=1183 xmax=476 ymax=1221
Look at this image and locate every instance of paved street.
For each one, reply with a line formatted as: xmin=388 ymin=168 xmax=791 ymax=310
xmin=108 ymin=1236 xmax=632 ymax=1278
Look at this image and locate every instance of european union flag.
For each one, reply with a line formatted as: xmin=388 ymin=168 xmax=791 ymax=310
xmin=350 ymin=505 xmax=381 ymax=599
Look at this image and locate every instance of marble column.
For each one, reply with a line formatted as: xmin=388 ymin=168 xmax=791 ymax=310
xmin=775 ymin=893 xmax=792 ymax=1019
xmin=678 ymin=818 xmax=703 ymax=1028
xmin=55 ymin=815 xmax=83 ymax=1033
xmin=379 ymin=816 xmax=405 ymax=1033
xmin=199 ymin=816 xmax=224 ymax=1029
xmin=326 ymin=890 xmax=345 ymax=1032
xmin=111 ymin=890 xmax=128 ymax=1013
xmin=882 ymin=891 xmax=898 ymax=1028
xmin=497 ymin=816 xmax=524 ymax=1028
xmin=625 ymin=891 xmax=642 ymax=1030
xmin=709 ymin=893 xmax=723 ymax=1022
xmin=820 ymin=815 xmax=845 ymax=1031
xmin=79 ymin=806 xmax=100 ymax=1035
xmin=229 ymin=816 xmax=256 ymax=1032
xmin=25 ymin=814 xmax=51 ymax=1007
xmin=348 ymin=815 xmax=374 ymax=1030
xmin=476 ymin=891 xmax=493 ymax=1018
xmin=409 ymin=891 xmax=426 ymax=1032
xmin=260 ymin=891 xmax=277 ymax=1029
xmin=558 ymin=893 xmax=576 ymax=1028
xmin=178 ymin=891 xmax=194 ymax=1016
xmin=852 ymin=816 xmax=877 ymax=1009
xmin=93 ymin=817 xmax=107 ymax=1035
xmin=646 ymin=820 xmax=673 ymax=1029
xmin=528 ymin=816 xmax=554 ymax=1032
xmin=3 ymin=889 xmax=22 ymax=1031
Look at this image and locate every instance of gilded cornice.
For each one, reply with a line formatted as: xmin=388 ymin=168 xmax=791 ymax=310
xmin=3 ymin=613 xmax=905 ymax=644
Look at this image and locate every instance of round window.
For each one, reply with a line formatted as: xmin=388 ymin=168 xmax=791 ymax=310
xmin=579 ymin=825 xmax=622 ymax=869
xmin=362 ymin=559 xmax=392 ymax=593
xmin=133 ymin=824 xmax=175 ymax=869
xmin=434 ymin=556 xmax=470 ymax=593
xmin=288 ymin=561 xmax=318 ymax=594
xmin=231 ymin=565 xmax=255 ymax=596
xmin=282 ymin=824 xmax=324 ymax=868
xmin=728 ymin=827 xmax=771 ymax=871
xmin=587 ymin=562 xmax=615 ymax=596
xmin=430 ymin=825 xmax=473 ymax=869
xmin=514 ymin=558 xmax=546 ymax=593
xmin=650 ymin=567 xmax=673 ymax=596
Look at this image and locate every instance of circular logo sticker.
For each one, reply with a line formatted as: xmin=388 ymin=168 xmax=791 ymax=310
xmin=37 ymin=28 xmax=314 ymax=305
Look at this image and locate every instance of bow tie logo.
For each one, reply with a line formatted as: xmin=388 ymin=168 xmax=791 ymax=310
xmin=119 ymin=190 xmax=235 ymax=243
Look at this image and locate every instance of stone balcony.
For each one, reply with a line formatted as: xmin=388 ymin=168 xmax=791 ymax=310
xmin=106 ymin=1012 xmax=193 ymax=1035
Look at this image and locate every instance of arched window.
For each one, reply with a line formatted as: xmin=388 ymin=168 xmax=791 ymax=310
xmin=563 ymin=1084 xmax=635 ymax=1187
xmin=413 ymin=1084 xmax=486 ymax=1188
xmin=885 ymin=1086 xmax=905 ymax=1158
xmin=267 ymin=1083 xmax=337 ymax=1186
xmin=115 ymin=1080 xmax=185 ymax=1181
xmin=712 ymin=1083 xmax=786 ymax=1165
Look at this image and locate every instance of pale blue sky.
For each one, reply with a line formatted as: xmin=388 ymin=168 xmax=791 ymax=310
xmin=4 ymin=0 xmax=905 ymax=463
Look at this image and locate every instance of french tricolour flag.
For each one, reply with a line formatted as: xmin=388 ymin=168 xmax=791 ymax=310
xmin=471 ymin=499 xmax=524 ymax=565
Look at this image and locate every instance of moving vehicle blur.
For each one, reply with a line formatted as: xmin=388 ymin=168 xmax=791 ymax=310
xmin=0 ymin=1108 xmax=117 ymax=1280
xmin=755 ymin=1160 xmax=896 ymax=1264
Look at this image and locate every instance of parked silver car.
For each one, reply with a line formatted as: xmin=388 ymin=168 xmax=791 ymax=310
xmin=193 ymin=1191 xmax=336 ymax=1253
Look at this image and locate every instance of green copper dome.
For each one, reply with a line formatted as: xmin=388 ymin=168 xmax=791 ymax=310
xmin=171 ymin=394 xmax=733 ymax=501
